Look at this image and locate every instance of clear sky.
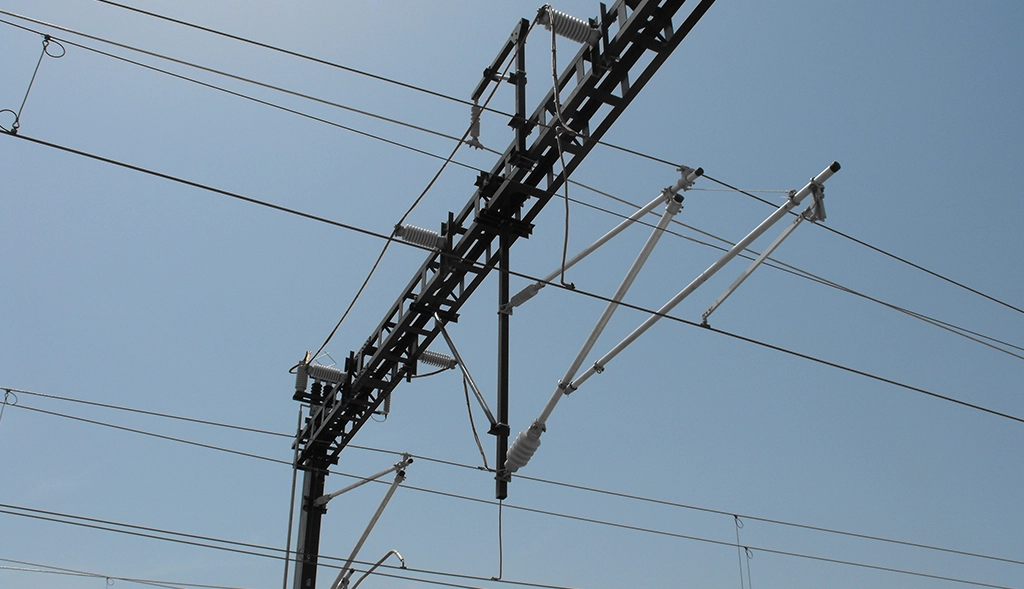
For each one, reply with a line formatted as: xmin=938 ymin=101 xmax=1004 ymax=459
xmin=1 ymin=1 xmax=1022 ymax=588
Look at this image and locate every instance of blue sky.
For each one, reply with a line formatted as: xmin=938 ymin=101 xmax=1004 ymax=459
xmin=1 ymin=1 xmax=1022 ymax=588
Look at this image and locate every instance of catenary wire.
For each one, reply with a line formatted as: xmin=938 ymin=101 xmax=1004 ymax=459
xmin=699 ymin=173 xmax=1024 ymax=317
xmin=2 ymin=11 xmax=1016 ymax=587
xmin=4 ymin=15 xmax=1019 ymax=347
xmin=5 ymin=131 xmax=1021 ymax=426
xmin=0 ymin=12 xmax=468 ymax=146
xmin=6 ymin=8 xmax=1018 ymax=321
xmin=568 ymin=180 xmax=1024 ymax=360
xmin=8 ymin=389 xmax=1022 ymax=570
xmin=0 ymin=17 xmax=1013 ymax=360
xmin=0 ymin=506 xmax=579 ymax=589
xmin=92 ymin=0 xmax=482 ymax=110
xmin=2 ymin=495 xmax=1013 ymax=589
xmin=1 ymin=16 xmax=1011 ymax=360
xmin=0 ymin=557 xmax=250 ymax=589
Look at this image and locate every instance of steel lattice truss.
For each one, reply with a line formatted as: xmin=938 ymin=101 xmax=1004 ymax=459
xmin=295 ymin=0 xmax=717 ymax=469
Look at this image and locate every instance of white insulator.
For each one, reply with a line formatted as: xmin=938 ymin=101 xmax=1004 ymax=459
xmin=295 ymin=363 xmax=309 ymax=394
xmin=504 ymin=422 xmax=544 ymax=473
xmin=396 ymin=224 xmax=445 ymax=250
xmin=419 ymin=350 xmax=457 ymax=370
xmin=508 ymin=282 xmax=543 ymax=310
xmin=307 ymin=362 xmax=347 ymax=385
xmin=539 ymin=6 xmax=599 ymax=45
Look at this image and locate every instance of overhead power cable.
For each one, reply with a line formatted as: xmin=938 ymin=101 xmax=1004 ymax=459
xmin=593 ymin=143 xmax=1024 ymax=318
xmin=6 ymin=7 xmax=1017 ymax=324
xmin=5 ymin=131 xmax=1021 ymax=426
xmin=6 ymin=11 xmax=1019 ymax=332
xmin=0 ymin=22 xmax=1013 ymax=362
xmin=2 ymin=498 xmax=1012 ymax=589
xmin=4 ymin=386 xmax=291 ymax=438
xmin=0 ymin=505 xmax=579 ymax=589
xmin=0 ymin=557 xmax=252 ymax=589
xmin=569 ymin=180 xmax=1024 ymax=360
xmin=0 ymin=13 xmax=466 ymax=146
xmin=8 ymin=389 xmax=1022 ymax=571
xmin=699 ymin=173 xmax=1024 ymax=317
xmin=93 ymin=0 xmax=481 ymax=110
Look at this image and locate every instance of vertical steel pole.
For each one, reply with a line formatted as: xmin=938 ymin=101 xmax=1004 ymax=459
xmin=292 ymin=457 xmax=328 ymax=589
xmin=496 ymin=228 xmax=511 ymax=500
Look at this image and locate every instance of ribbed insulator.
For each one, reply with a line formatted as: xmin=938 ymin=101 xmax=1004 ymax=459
xmin=295 ymin=363 xmax=309 ymax=393
xmin=419 ymin=350 xmax=457 ymax=369
xmin=396 ymin=224 xmax=445 ymax=250
xmin=505 ymin=424 xmax=544 ymax=473
xmin=540 ymin=6 xmax=598 ymax=45
xmin=307 ymin=362 xmax=347 ymax=385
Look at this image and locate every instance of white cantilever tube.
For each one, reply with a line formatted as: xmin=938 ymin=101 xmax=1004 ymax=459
xmin=505 ymin=162 xmax=839 ymax=474
xmin=503 ymin=167 xmax=702 ymax=313
xmin=701 ymin=208 xmax=808 ymax=325
xmin=330 ymin=454 xmax=413 ymax=589
xmin=570 ymin=162 xmax=841 ymax=392
xmin=505 ymin=182 xmax=690 ymax=473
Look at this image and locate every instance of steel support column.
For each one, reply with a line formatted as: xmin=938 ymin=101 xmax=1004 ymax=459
xmin=495 ymin=228 xmax=511 ymax=500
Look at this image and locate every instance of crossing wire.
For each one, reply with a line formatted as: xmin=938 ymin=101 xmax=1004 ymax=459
xmin=5 ymin=6 xmax=1018 ymax=319
xmin=1 ymin=500 xmax=1013 ymax=589
xmin=4 ymin=131 xmax=1022 ymax=427
xmin=3 ymin=11 xmax=1018 ymax=326
xmin=6 ymin=387 xmax=1023 ymax=570
xmin=2 ymin=22 xmax=1017 ymax=363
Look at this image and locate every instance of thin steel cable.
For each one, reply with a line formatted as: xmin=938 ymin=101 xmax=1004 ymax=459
xmin=463 ymin=373 xmax=490 ymax=470
xmin=0 ymin=34 xmax=64 ymax=134
xmin=0 ymin=506 xmax=579 ymax=589
xmin=6 ymin=386 xmax=291 ymax=438
xmin=567 ymin=180 xmax=1024 ymax=360
xmin=6 ymin=135 xmax=1021 ymax=425
xmin=9 ymin=399 xmax=1023 ymax=585
xmin=734 ymin=516 xmax=746 ymax=589
xmin=12 ymin=386 xmax=1021 ymax=569
xmin=12 ymin=390 xmax=1022 ymax=570
xmin=93 ymin=0 xmax=482 ymax=110
xmin=9 ymin=403 xmax=292 ymax=466
xmin=0 ymin=557 xmax=249 ymax=589
xmin=4 ymin=16 xmax=1018 ymax=354
xmin=699 ymin=173 xmax=1024 ymax=316
xmin=391 ymin=484 xmax=1016 ymax=589
xmin=8 ymin=126 xmax=1023 ymax=426
xmin=745 ymin=548 xmax=755 ymax=589
xmin=281 ymin=408 xmax=303 ymax=589
xmin=0 ymin=12 xmax=466 ymax=145
xmin=310 ymin=32 xmax=516 ymax=360
xmin=3 ymin=500 xmax=1014 ymax=589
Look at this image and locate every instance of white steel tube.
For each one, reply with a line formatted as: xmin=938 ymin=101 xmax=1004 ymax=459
xmin=570 ymin=162 xmax=839 ymax=391
xmin=331 ymin=456 xmax=412 ymax=589
xmin=537 ymin=195 xmax=683 ymax=425
xmin=702 ymin=212 xmax=806 ymax=324
xmin=315 ymin=455 xmax=411 ymax=506
xmin=505 ymin=167 xmax=701 ymax=311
